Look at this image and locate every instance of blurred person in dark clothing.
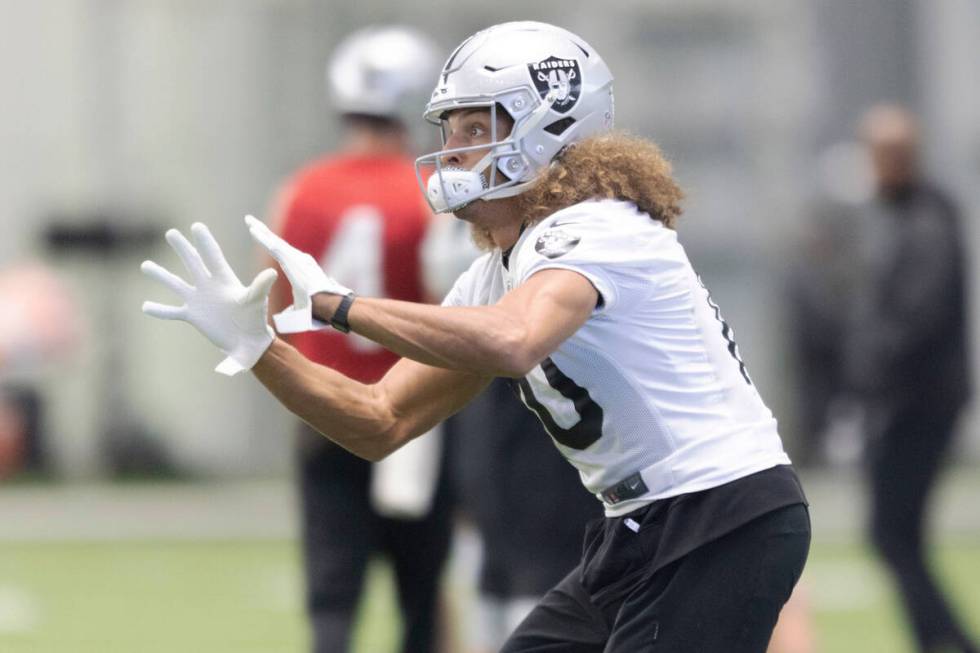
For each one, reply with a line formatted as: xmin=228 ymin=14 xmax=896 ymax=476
xmin=787 ymin=141 xmax=877 ymax=469
xmin=847 ymin=104 xmax=977 ymax=653
xmin=786 ymin=202 xmax=860 ymax=467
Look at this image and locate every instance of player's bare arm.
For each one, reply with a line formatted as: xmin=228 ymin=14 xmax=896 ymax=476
xmin=140 ymin=221 xmax=492 ymax=460
xmin=253 ymin=344 xmax=489 ymax=460
xmin=139 ymin=217 xmax=595 ymax=461
xmin=309 ymin=268 xmax=598 ymax=377
xmin=247 ymin=210 xmax=598 ymax=377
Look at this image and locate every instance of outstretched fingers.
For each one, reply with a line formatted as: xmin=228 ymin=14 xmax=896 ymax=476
xmin=245 ymin=215 xmax=285 ymax=257
xmin=245 ymin=215 xmax=309 ymax=292
xmin=191 ymin=222 xmax=238 ymax=283
xmin=243 ymin=268 xmax=278 ymax=304
xmin=141 ymin=260 xmax=193 ymax=297
xmin=166 ymin=228 xmax=210 ymax=281
xmin=142 ymin=301 xmax=187 ymax=321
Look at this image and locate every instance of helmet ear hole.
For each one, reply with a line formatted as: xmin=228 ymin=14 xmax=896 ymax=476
xmin=544 ymin=117 xmax=576 ymax=136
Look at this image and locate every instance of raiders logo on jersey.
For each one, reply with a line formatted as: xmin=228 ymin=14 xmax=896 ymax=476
xmin=535 ymin=228 xmax=581 ymax=258
xmin=528 ymin=56 xmax=582 ymax=114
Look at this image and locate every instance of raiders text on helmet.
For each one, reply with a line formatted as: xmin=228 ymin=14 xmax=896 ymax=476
xmin=415 ymin=22 xmax=615 ymax=213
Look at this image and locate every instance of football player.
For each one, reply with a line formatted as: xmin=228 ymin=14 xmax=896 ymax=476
xmin=142 ymin=21 xmax=810 ymax=652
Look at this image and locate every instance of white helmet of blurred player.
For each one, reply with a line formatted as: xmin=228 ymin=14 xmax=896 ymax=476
xmin=415 ymin=21 xmax=614 ymax=213
xmin=328 ymin=25 xmax=441 ymax=122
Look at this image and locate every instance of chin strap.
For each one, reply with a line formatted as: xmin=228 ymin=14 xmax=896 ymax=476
xmin=481 ymin=179 xmax=536 ymax=200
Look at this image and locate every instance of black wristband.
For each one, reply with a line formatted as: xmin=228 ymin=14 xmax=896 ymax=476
xmin=329 ymin=292 xmax=356 ymax=334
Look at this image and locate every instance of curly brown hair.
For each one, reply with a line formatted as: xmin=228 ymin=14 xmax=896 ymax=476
xmin=518 ymin=131 xmax=684 ymax=230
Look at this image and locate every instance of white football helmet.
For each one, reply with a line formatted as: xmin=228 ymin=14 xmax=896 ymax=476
xmin=415 ymin=21 xmax=614 ymax=213
xmin=328 ymin=25 xmax=441 ymax=122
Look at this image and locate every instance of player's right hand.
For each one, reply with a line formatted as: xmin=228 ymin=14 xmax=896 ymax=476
xmin=245 ymin=215 xmax=353 ymax=333
xmin=141 ymin=222 xmax=277 ymax=376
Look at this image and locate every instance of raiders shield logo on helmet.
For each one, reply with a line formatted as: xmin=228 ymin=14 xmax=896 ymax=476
xmin=528 ymin=56 xmax=582 ymax=114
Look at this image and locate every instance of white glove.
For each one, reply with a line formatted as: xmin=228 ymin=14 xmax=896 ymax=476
xmin=244 ymin=214 xmax=353 ymax=334
xmin=141 ymin=222 xmax=277 ymax=376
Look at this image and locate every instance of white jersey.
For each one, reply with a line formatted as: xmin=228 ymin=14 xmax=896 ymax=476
xmin=443 ymin=199 xmax=791 ymax=516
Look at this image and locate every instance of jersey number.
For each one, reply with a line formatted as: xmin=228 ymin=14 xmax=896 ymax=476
xmin=515 ymin=357 xmax=604 ymax=450
xmin=321 ymin=206 xmax=384 ymax=352
xmin=698 ymin=277 xmax=752 ymax=385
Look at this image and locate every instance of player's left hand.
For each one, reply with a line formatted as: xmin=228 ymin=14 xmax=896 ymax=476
xmin=141 ymin=222 xmax=277 ymax=376
xmin=245 ymin=215 xmax=353 ymax=333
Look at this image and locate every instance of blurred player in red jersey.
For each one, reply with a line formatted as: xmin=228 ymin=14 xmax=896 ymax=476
xmin=268 ymin=26 xmax=450 ymax=653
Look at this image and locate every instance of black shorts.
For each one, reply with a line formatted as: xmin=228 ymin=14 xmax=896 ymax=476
xmin=502 ymin=498 xmax=810 ymax=652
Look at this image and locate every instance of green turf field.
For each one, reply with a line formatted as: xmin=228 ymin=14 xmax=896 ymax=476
xmin=0 ymin=540 xmax=308 ymax=653
xmin=0 ymin=539 xmax=977 ymax=652
xmin=807 ymin=541 xmax=980 ymax=652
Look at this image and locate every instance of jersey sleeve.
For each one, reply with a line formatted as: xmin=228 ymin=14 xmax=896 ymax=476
xmin=510 ymin=201 xmax=680 ymax=314
xmin=440 ymin=269 xmax=471 ymax=307
xmin=440 ymin=251 xmax=498 ymax=307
